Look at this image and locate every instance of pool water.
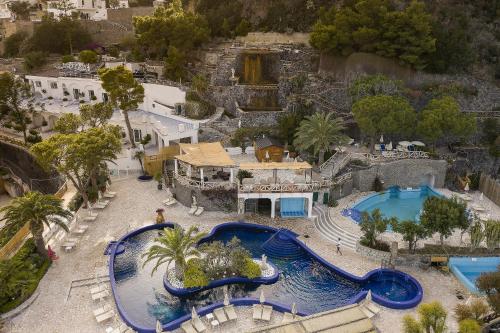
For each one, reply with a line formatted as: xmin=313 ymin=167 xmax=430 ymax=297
xmin=352 ymin=186 xmax=442 ymax=224
xmin=113 ymin=226 xmax=421 ymax=329
xmin=449 ymin=257 xmax=500 ymax=293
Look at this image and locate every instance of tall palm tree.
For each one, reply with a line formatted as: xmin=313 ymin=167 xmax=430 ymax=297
xmin=0 ymin=192 xmax=72 ymax=257
xmin=293 ymin=112 xmax=348 ymax=165
xmin=143 ymin=225 xmax=207 ymax=279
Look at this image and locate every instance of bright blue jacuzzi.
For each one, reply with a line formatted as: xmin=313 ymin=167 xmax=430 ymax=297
xmin=347 ymin=186 xmax=442 ymax=226
xmin=449 ymin=257 xmax=500 ymax=293
xmin=109 ymin=222 xmax=423 ymax=333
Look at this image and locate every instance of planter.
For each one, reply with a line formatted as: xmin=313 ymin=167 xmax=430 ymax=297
xmin=137 ymin=175 xmax=153 ymax=182
xmin=157 ymin=183 xmax=163 ymax=190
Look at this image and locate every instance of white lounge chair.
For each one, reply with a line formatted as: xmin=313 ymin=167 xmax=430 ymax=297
xmin=365 ymin=302 xmax=381 ymax=316
xmin=194 ymin=207 xmax=204 ymax=216
xmin=224 ymin=305 xmax=237 ymax=321
xmin=103 ymin=191 xmax=116 ymax=199
xmin=95 ymin=310 xmax=115 ymax=323
xmin=73 ymin=225 xmax=89 ymax=235
xmin=261 ymin=305 xmax=273 ymax=321
xmin=360 ymin=305 xmax=376 ymax=319
xmin=91 ymin=203 xmax=107 ymax=209
xmin=181 ymin=321 xmax=197 ymax=333
xmin=192 ymin=317 xmax=206 ymax=332
xmin=213 ymin=307 xmax=228 ymax=323
xmin=92 ymin=290 xmax=109 ymax=301
xmin=61 ymin=241 xmax=76 ymax=252
xmin=188 ymin=206 xmax=197 ymax=215
xmin=252 ymin=304 xmax=262 ymax=320
xmin=93 ymin=303 xmax=112 ymax=317
xmin=163 ymin=198 xmax=177 ymax=206
xmin=282 ymin=312 xmax=295 ymax=323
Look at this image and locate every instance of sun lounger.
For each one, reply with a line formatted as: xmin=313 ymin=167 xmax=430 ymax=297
xmin=163 ymin=198 xmax=177 ymax=206
xmin=188 ymin=206 xmax=197 ymax=215
xmin=261 ymin=305 xmax=273 ymax=321
xmin=93 ymin=303 xmax=112 ymax=317
xmin=224 ymin=305 xmax=237 ymax=321
xmin=282 ymin=312 xmax=295 ymax=323
xmin=194 ymin=207 xmax=204 ymax=216
xmin=95 ymin=310 xmax=115 ymax=323
xmin=92 ymin=290 xmax=109 ymax=301
xmin=214 ymin=307 xmax=228 ymax=323
xmin=181 ymin=321 xmax=197 ymax=333
xmin=192 ymin=317 xmax=206 ymax=332
xmin=360 ymin=305 xmax=376 ymax=319
xmin=90 ymin=284 xmax=107 ymax=295
xmin=365 ymin=302 xmax=381 ymax=316
xmin=252 ymin=304 xmax=263 ymax=320
xmin=73 ymin=226 xmax=88 ymax=235
xmin=91 ymin=203 xmax=107 ymax=209
xmin=105 ymin=323 xmax=132 ymax=333
xmin=61 ymin=242 xmax=76 ymax=251
xmin=103 ymin=191 xmax=116 ymax=199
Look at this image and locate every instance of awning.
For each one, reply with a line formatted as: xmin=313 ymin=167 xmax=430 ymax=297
xmin=239 ymin=161 xmax=312 ymax=170
xmin=176 ymin=142 xmax=236 ymax=167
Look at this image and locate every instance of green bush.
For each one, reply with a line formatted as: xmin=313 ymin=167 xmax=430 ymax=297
xmin=241 ymin=258 xmax=261 ymax=279
xmin=79 ymin=50 xmax=98 ymax=64
xmin=328 ymin=196 xmax=338 ymax=207
xmin=454 ymin=299 xmax=489 ymax=323
xmin=61 ymin=55 xmax=75 ymax=63
xmin=183 ymin=259 xmax=208 ymax=288
xmin=458 ymin=319 xmax=481 ymax=333
xmin=23 ymin=51 xmax=47 ymax=72
xmin=3 ymin=31 xmax=28 ymax=57
xmin=372 ymin=176 xmax=384 ymax=192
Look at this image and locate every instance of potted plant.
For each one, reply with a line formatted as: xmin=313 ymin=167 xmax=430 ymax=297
xmin=134 ymin=150 xmax=153 ymax=181
xmin=154 ymin=172 xmax=163 ymax=190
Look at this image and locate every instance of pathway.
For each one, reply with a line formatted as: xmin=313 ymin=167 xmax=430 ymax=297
xmin=313 ymin=204 xmax=359 ymax=250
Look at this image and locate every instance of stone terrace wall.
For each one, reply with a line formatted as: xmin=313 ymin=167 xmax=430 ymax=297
xmin=351 ymin=159 xmax=448 ymax=192
xmin=171 ymin=180 xmax=237 ymax=212
xmin=106 ymin=7 xmax=154 ymax=30
xmin=355 ymin=242 xmax=391 ymax=261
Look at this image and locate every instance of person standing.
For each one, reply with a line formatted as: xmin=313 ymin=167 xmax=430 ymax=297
xmin=336 ymin=237 xmax=343 ymax=256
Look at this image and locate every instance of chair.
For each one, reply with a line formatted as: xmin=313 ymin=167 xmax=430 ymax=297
xmin=194 ymin=207 xmax=204 ymax=216
xmin=91 ymin=290 xmax=109 ymax=301
xmin=61 ymin=241 xmax=76 ymax=252
xmin=213 ymin=307 xmax=228 ymax=323
xmin=252 ymin=304 xmax=262 ymax=320
xmin=90 ymin=284 xmax=107 ymax=295
xmin=224 ymin=305 xmax=237 ymax=321
xmin=188 ymin=206 xmax=197 ymax=215
xmin=281 ymin=312 xmax=295 ymax=324
xmin=192 ymin=317 xmax=206 ymax=332
xmin=180 ymin=321 xmax=197 ymax=333
xmin=359 ymin=306 xmax=376 ymax=319
xmin=365 ymin=302 xmax=381 ymax=316
xmin=93 ymin=303 xmax=112 ymax=317
xmin=261 ymin=305 xmax=273 ymax=321
xmin=95 ymin=310 xmax=115 ymax=323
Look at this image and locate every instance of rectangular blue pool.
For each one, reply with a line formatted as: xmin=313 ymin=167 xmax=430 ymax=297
xmin=449 ymin=257 xmax=500 ymax=293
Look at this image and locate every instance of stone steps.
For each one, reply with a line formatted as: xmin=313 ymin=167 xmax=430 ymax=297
xmin=313 ymin=205 xmax=359 ymax=250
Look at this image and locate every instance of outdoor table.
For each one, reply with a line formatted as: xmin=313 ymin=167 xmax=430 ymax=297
xmin=210 ymin=320 xmax=219 ymax=329
xmin=206 ymin=313 xmax=214 ymax=321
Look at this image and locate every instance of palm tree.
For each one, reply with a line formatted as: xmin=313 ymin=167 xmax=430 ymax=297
xmin=293 ymin=112 xmax=348 ymax=165
xmin=142 ymin=225 xmax=207 ymax=280
xmin=0 ymin=192 xmax=72 ymax=257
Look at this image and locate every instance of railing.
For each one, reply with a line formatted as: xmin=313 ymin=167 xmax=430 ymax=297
xmin=238 ymin=180 xmax=331 ymax=193
xmin=332 ymin=172 xmax=352 ymax=185
xmin=351 ymin=151 xmax=429 ymax=162
xmin=319 ymin=151 xmax=338 ymax=171
xmin=175 ymin=174 xmax=236 ymax=190
xmin=0 ymin=222 xmax=30 ymax=260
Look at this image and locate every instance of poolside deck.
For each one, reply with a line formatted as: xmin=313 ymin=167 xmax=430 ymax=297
xmin=247 ymin=304 xmax=375 ymax=333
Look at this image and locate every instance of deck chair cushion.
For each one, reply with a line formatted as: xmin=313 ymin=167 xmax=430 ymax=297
xmin=252 ymin=304 xmax=262 ymax=320
xmin=261 ymin=305 xmax=273 ymax=321
xmin=192 ymin=317 xmax=206 ymax=333
xmin=181 ymin=321 xmax=197 ymax=333
xmin=224 ymin=305 xmax=237 ymax=321
xmin=214 ymin=307 xmax=228 ymax=323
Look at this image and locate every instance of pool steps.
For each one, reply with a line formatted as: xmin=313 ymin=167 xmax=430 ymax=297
xmin=261 ymin=229 xmax=307 ymax=260
xmin=314 ymin=204 xmax=359 ymax=250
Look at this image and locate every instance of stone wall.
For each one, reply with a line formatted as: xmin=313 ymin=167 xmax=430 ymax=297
xmin=235 ymin=32 xmax=311 ymax=46
xmin=237 ymin=107 xmax=286 ymax=127
xmin=0 ymin=141 xmax=60 ymax=194
xmin=171 ymin=180 xmax=237 ymax=212
xmin=329 ymin=177 xmax=353 ymax=200
xmin=351 ymin=159 xmax=448 ymax=192
xmin=355 ymin=242 xmax=391 ymax=261
xmin=106 ymin=7 xmax=154 ymax=30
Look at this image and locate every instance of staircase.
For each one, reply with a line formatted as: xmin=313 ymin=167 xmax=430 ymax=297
xmin=261 ymin=230 xmax=306 ymax=260
xmin=319 ymin=151 xmax=351 ymax=179
xmin=313 ymin=205 xmax=359 ymax=250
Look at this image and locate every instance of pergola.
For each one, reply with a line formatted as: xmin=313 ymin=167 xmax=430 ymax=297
xmin=174 ymin=142 xmax=237 ymax=186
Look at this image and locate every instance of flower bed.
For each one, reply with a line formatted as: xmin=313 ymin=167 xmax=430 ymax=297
xmin=163 ymin=259 xmax=279 ymax=297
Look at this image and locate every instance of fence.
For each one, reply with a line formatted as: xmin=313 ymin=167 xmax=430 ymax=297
xmin=0 ymin=222 xmax=30 ymax=260
xmin=144 ymin=145 xmax=180 ymax=176
xmin=479 ymin=173 xmax=500 ymax=206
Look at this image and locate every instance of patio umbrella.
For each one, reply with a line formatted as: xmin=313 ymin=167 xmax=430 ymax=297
xmin=411 ymin=141 xmax=425 ymax=147
xmin=259 ymin=290 xmax=266 ymax=304
xmin=191 ymin=307 xmax=199 ymax=319
xmin=223 ymin=288 xmax=230 ymax=306
xmin=156 ymin=320 xmax=163 ymax=333
xmin=366 ymin=290 xmax=372 ymax=302
xmin=464 ymin=182 xmax=470 ymax=192
xmin=398 ymin=141 xmax=411 ymax=147
xmin=480 ymin=192 xmax=484 ymax=201
xmin=291 ymin=302 xmax=297 ymax=318
xmin=379 ymin=135 xmax=384 ymax=143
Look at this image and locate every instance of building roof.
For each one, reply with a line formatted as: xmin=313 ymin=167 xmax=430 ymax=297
xmin=255 ymin=136 xmax=283 ymax=149
xmin=239 ymin=161 xmax=312 ymax=170
xmin=176 ymin=142 xmax=236 ymax=167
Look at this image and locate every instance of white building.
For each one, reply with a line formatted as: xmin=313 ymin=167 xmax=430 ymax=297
xmin=46 ymin=0 xmax=108 ymax=20
xmin=25 ymin=75 xmax=199 ymax=152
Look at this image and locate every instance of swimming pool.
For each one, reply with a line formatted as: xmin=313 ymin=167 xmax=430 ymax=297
xmin=349 ymin=186 xmax=442 ymax=224
xmin=449 ymin=257 xmax=500 ymax=293
xmin=109 ymin=222 xmax=423 ymax=332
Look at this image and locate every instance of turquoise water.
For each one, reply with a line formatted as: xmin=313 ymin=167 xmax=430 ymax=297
xmin=352 ymin=186 xmax=442 ymax=223
xmin=449 ymin=257 xmax=500 ymax=293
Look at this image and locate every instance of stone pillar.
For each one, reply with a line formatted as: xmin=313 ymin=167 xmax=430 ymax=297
xmin=191 ymin=135 xmax=198 ymax=144
xmin=174 ymin=159 xmax=178 ymax=175
xmin=187 ymin=165 xmax=192 ymax=177
xmin=200 ymin=168 xmax=204 ymax=187
xmin=230 ymin=168 xmax=234 ymax=183
xmin=307 ymin=197 xmax=313 ymax=218
xmin=271 ymin=198 xmax=276 ymax=219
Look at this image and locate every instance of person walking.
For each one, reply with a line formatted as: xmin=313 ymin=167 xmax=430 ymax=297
xmin=336 ymin=237 xmax=343 ymax=256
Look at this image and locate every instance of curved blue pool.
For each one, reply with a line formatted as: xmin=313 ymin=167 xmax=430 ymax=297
xmin=109 ymin=222 xmax=423 ymax=332
xmin=349 ymin=186 xmax=442 ymax=224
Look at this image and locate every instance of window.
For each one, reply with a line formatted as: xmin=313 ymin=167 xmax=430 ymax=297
xmin=88 ymin=90 xmax=95 ymax=100
xmin=73 ymin=89 xmax=80 ymax=99
xmin=35 ymin=81 xmax=41 ymax=87
xmin=133 ymin=129 xmax=142 ymax=142
xmin=50 ymin=82 xmax=58 ymax=89
xmin=102 ymin=93 xmax=109 ymax=103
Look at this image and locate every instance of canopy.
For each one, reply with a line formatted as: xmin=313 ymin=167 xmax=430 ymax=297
xmin=176 ymin=142 xmax=236 ymax=167
xmin=398 ymin=141 xmax=412 ymax=147
xmin=411 ymin=141 xmax=425 ymax=147
xmin=239 ymin=161 xmax=312 ymax=171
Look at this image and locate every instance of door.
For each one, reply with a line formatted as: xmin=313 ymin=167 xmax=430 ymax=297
xmin=323 ymin=192 xmax=329 ymax=205
xmin=313 ymin=192 xmax=319 ymax=202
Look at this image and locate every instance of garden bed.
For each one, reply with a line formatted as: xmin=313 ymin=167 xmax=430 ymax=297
xmin=0 ymin=238 xmax=51 ymax=314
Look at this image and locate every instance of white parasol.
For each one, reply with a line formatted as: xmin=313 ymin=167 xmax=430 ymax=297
xmin=387 ymin=142 xmax=393 ymax=151
xmin=464 ymin=182 xmax=470 ymax=192
xmin=265 ymin=151 xmax=270 ymax=160
xmin=259 ymin=290 xmax=265 ymax=304
xmin=156 ymin=320 xmax=163 ymax=333
xmin=380 ymin=135 xmax=384 ymax=143
xmin=411 ymin=141 xmax=426 ymax=147
xmin=191 ymin=307 xmax=198 ymax=319
xmin=223 ymin=287 xmax=230 ymax=306
xmin=398 ymin=141 xmax=411 ymax=147
xmin=480 ymin=192 xmax=484 ymax=201
xmin=366 ymin=289 xmax=372 ymax=302
xmin=291 ymin=302 xmax=297 ymax=318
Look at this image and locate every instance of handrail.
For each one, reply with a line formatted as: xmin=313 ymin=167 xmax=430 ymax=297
xmin=175 ymin=173 xmax=236 ymax=190
xmin=319 ymin=151 xmax=338 ymax=171
xmin=238 ymin=180 xmax=331 ymax=193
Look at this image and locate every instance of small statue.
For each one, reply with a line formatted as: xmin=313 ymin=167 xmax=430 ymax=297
xmin=231 ymin=68 xmax=235 ymax=79
xmin=156 ymin=208 xmax=165 ymax=224
xmin=192 ymin=195 xmax=197 ymax=207
xmin=261 ymin=254 xmax=268 ymax=270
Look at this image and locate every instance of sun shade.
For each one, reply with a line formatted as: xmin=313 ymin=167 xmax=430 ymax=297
xmin=176 ymin=142 xmax=236 ymax=167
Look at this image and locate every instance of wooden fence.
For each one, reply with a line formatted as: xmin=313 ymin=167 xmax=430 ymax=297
xmin=479 ymin=173 xmax=500 ymax=206
xmin=0 ymin=222 xmax=30 ymax=260
xmin=144 ymin=145 xmax=180 ymax=176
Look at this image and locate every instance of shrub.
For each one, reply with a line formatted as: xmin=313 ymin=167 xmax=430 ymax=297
xmin=476 ymin=266 xmax=500 ymax=314
xmin=140 ymin=133 xmax=151 ymax=146
xmin=107 ymin=46 xmax=119 ymax=58
xmin=183 ymin=259 xmax=208 ymax=288
xmin=241 ymin=258 xmax=261 ymax=279
xmin=3 ymin=31 xmax=28 ymax=57
xmin=236 ymin=170 xmax=252 ymax=184
xmin=403 ymin=302 xmax=447 ymax=333
xmin=61 ymin=54 xmax=75 ymax=63
xmin=328 ymin=196 xmax=338 ymax=207
xmin=359 ymin=209 xmax=391 ymax=249
xmin=403 ymin=315 xmax=423 ymax=333
xmin=79 ymin=50 xmax=98 ymax=64
xmin=68 ymin=193 xmax=83 ymax=212
xmin=455 ymin=299 xmax=489 ymax=323
xmin=23 ymin=51 xmax=47 ymax=72
xmin=372 ymin=176 xmax=384 ymax=192
xmin=458 ymin=319 xmax=481 ymax=333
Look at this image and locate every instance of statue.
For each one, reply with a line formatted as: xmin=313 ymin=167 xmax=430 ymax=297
xmin=230 ymin=68 xmax=235 ymax=79
xmin=192 ymin=195 xmax=197 ymax=207
xmin=260 ymin=254 xmax=268 ymax=270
